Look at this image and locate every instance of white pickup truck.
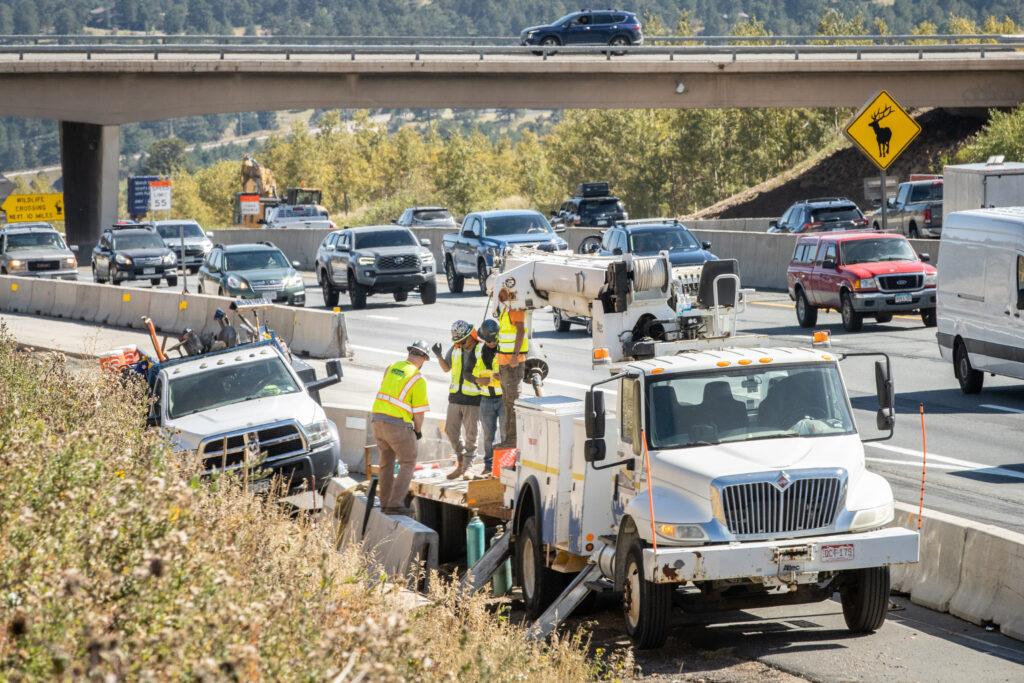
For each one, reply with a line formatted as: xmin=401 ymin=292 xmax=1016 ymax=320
xmin=148 ymin=340 xmax=343 ymax=494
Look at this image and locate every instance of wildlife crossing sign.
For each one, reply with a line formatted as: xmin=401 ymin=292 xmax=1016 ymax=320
xmin=844 ymin=90 xmax=921 ymax=172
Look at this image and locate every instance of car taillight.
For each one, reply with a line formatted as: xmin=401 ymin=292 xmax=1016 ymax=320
xmin=923 ymin=207 xmax=932 ymax=224
xmin=854 ymin=218 xmax=868 ymax=226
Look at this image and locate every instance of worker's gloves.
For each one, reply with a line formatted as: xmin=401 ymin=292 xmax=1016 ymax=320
xmin=431 ymin=342 xmax=443 ymax=357
xmin=414 ymin=430 xmax=423 ymax=440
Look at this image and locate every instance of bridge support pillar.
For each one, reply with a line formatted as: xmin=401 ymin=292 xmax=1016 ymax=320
xmin=59 ymin=121 xmax=119 ymax=252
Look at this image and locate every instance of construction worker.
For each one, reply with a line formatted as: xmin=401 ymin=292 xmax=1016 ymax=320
xmin=370 ymin=340 xmax=431 ymax=515
xmin=472 ymin=318 xmax=503 ymax=474
xmin=495 ymin=286 xmax=528 ymax=448
xmin=433 ymin=320 xmax=480 ymax=479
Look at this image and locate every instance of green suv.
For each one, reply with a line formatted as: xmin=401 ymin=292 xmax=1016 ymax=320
xmin=197 ymin=242 xmax=305 ymax=306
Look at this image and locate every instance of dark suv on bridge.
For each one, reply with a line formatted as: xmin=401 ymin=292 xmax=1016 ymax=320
xmin=769 ymin=197 xmax=869 ymax=234
xmin=520 ymin=10 xmax=643 ymax=51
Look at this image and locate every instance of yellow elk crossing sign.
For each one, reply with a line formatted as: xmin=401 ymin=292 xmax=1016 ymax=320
xmin=844 ymin=90 xmax=922 ymax=172
xmin=1 ymin=192 xmax=65 ymax=223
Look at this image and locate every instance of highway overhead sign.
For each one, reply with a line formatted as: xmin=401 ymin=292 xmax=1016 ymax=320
xmin=1 ymin=193 xmax=64 ymax=223
xmin=845 ymin=90 xmax=921 ymax=171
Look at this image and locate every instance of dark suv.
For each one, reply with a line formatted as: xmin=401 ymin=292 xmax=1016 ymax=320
xmin=520 ymin=10 xmax=642 ymax=50
xmin=769 ymin=198 xmax=869 ymax=234
xmin=554 ymin=182 xmax=628 ymax=228
xmin=316 ymin=226 xmax=437 ymax=309
xmin=91 ymin=224 xmax=178 ymax=286
xmin=395 ymin=206 xmax=457 ymax=229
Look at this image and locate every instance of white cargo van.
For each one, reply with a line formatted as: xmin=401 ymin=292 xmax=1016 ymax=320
xmin=937 ymin=208 xmax=1024 ymax=393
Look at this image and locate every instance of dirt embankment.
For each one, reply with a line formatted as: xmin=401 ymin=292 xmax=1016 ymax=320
xmin=695 ymin=109 xmax=990 ymax=219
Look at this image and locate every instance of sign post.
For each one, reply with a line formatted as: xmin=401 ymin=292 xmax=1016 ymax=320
xmin=1 ymin=193 xmax=65 ymax=223
xmin=844 ymin=90 xmax=922 ymax=232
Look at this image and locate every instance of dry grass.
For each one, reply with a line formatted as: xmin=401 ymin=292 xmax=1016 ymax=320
xmin=0 ymin=328 xmax=629 ymax=681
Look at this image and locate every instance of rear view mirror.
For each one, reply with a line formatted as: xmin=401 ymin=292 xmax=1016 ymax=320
xmin=419 ymin=238 xmax=431 ymax=247
xmin=291 ymin=260 xmax=301 ymax=268
xmin=874 ymin=360 xmax=895 ymax=431
xmin=326 ymin=358 xmax=343 ymax=380
xmin=701 ymin=241 xmax=712 ymax=250
xmin=919 ymin=253 xmax=931 ymax=262
xmin=584 ymin=390 xmax=606 ymax=439
xmin=70 ymin=245 xmax=79 ymax=252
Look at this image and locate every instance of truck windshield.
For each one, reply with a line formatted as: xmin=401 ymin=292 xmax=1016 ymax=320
xmin=646 ymin=363 xmax=855 ymax=449
xmin=629 ymin=228 xmax=700 ymax=255
xmin=355 ymin=230 xmax=417 ymax=249
xmin=166 ymin=356 xmax=301 ymax=419
xmin=842 ymin=238 xmax=918 ymax=264
xmin=156 ymin=224 xmax=204 ymax=239
xmin=483 ymin=213 xmax=553 ymax=237
xmin=5 ymin=231 xmax=66 ymax=250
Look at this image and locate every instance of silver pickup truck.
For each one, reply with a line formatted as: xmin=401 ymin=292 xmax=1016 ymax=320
xmin=869 ymin=179 xmax=943 ymax=238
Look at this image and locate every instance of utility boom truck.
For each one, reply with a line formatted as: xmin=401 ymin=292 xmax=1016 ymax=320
xmin=410 ymin=247 xmax=919 ymax=648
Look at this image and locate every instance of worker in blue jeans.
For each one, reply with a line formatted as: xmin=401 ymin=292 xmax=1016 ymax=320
xmin=472 ymin=319 xmax=504 ymax=475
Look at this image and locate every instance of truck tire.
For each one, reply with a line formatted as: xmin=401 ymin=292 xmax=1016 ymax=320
xmin=419 ymin=279 xmax=437 ymax=305
xmin=795 ymin=289 xmax=818 ymax=328
xmin=165 ymin=275 xmax=178 ymax=288
xmin=840 ymin=293 xmax=863 ymax=332
xmin=439 ymin=503 xmax=468 ymax=564
xmin=622 ymin=538 xmax=673 ymax=649
xmin=553 ymin=309 xmax=571 ymax=332
xmin=445 ymin=257 xmax=464 ymax=294
xmin=908 ymin=223 xmax=919 ymax=239
xmin=349 ymin=276 xmax=368 ymax=309
xmin=921 ymin=308 xmax=937 ymax=327
xmin=92 ymin=264 xmax=106 ymax=284
xmin=840 ymin=566 xmax=890 ymax=633
xmin=321 ymin=273 xmax=339 ymax=308
xmin=516 ymin=515 xmax=566 ymax=619
xmin=955 ymin=340 xmax=984 ymax=394
xmin=477 ymin=261 xmax=489 ymax=295
xmin=393 ymin=291 xmax=408 ymax=302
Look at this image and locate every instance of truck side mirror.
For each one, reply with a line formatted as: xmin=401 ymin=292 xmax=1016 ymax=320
xmin=701 ymin=241 xmax=712 ymax=250
xmin=612 ymin=248 xmax=623 ymax=256
xmin=822 ymin=258 xmax=837 ymax=270
xmin=768 ymin=219 xmax=778 ymax=229
xmin=919 ymin=253 xmax=931 ymax=262
xmin=420 ymin=238 xmax=431 ymax=247
xmin=874 ymin=360 xmax=895 ymax=431
xmin=326 ymin=358 xmax=343 ymax=380
xmin=291 ymin=260 xmax=301 ymax=268
xmin=70 ymin=245 xmax=80 ymax=253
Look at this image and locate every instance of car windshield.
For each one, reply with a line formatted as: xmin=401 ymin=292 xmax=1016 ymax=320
xmin=629 ymin=228 xmax=700 ymax=255
xmin=580 ymin=199 xmax=620 ymax=213
xmin=910 ymin=183 xmax=943 ymax=202
xmin=355 ymin=230 xmax=417 ymax=249
xmin=482 ymin=213 xmax=553 ymax=237
xmin=156 ymin=223 xmax=204 ymax=239
xmin=224 ymin=250 xmax=289 ymax=271
xmin=647 ymin=363 xmax=855 ymax=450
xmin=6 ymin=231 xmax=66 ymax=250
xmin=113 ymin=233 xmax=166 ymax=250
xmin=412 ymin=209 xmax=453 ymax=222
xmin=811 ymin=206 xmax=863 ymax=222
xmin=167 ymin=356 xmax=301 ymax=419
xmin=842 ymin=238 xmax=918 ymax=264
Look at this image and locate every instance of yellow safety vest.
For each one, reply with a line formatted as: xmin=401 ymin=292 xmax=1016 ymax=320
xmin=497 ymin=308 xmax=529 ymax=355
xmin=449 ymin=347 xmax=481 ymax=397
xmin=473 ymin=348 xmax=503 ymax=398
xmin=372 ymin=360 xmax=428 ymax=425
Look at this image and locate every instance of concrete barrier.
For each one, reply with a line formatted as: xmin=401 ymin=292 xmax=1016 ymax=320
xmin=147 ymin=291 xmax=191 ymax=334
xmin=323 ymin=405 xmax=451 ymax=476
xmin=890 ymin=503 xmax=966 ymax=612
xmin=949 ymin=525 xmax=1024 ymax=640
xmin=0 ymin=276 xmax=33 ymax=313
xmin=111 ymin=288 xmax=153 ymax=330
xmin=50 ymin=279 xmax=79 ymax=319
xmin=342 ymin=493 xmax=439 ymax=587
xmin=263 ymin=304 xmax=297 ymax=344
xmin=291 ymin=308 xmax=346 ymax=358
xmin=27 ymin=277 xmax=57 ymax=316
xmin=71 ymin=281 xmax=105 ymax=322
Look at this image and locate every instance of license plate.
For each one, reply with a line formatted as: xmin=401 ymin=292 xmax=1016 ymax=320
xmin=143 ymin=267 xmax=156 ymax=275
xmin=894 ymin=293 xmax=912 ymax=304
xmin=597 ymin=220 xmax=607 ymax=226
xmin=820 ymin=543 xmax=855 ymax=562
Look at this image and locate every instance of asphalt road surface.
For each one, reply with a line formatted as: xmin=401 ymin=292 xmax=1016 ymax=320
xmin=78 ymin=266 xmax=1024 ymax=532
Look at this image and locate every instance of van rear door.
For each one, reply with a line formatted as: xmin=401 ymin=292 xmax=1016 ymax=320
xmin=977 ymin=244 xmax=1019 ymax=376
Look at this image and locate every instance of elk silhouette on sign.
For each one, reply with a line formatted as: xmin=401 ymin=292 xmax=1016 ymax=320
xmin=867 ymin=106 xmax=894 ymax=158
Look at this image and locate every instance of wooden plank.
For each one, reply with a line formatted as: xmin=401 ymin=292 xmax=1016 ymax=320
xmin=466 ymin=477 xmax=503 ymax=507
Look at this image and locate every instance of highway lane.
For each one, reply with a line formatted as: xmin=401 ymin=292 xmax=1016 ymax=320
xmin=75 ymin=266 xmax=1024 ymax=531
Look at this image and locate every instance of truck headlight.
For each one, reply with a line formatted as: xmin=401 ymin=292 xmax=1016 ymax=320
xmin=656 ymin=523 xmax=708 ymax=544
xmin=852 ymin=277 xmax=877 ymax=291
xmin=923 ymin=272 xmax=937 ymax=287
xmin=201 ymin=240 xmax=213 ymax=253
xmin=7 ymin=259 xmax=26 ymax=272
xmin=64 ymin=256 xmax=77 ymax=268
xmin=303 ymin=420 xmax=333 ymax=448
xmin=850 ymin=501 xmax=894 ymax=531
xmin=115 ymin=254 xmax=133 ymax=266
xmin=285 ymin=273 xmax=304 ymax=287
xmin=163 ymin=253 xmax=177 ymax=265
xmin=226 ymin=275 xmax=248 ymax=290
xmin=357 ymin=256 xmax=375 ymax=266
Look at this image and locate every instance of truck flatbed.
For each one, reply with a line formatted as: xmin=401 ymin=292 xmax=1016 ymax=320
xmin=410 ymin=469 xmax=511 ymax=521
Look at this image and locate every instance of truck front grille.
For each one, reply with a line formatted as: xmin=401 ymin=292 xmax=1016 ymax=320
xmin=199 ymin=422 xmax=306 ymax=471
xmin=719 ymin=475 xmax=843 ymax=538
xmin=377 ymin=254 xmax=419 ymax=270
xmin=878 ymin=274 xmax=922 ymax=291
xmin=28 ymin=260 xmax=60 ymax=271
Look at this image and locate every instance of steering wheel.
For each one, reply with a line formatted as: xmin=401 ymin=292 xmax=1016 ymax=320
xmin=788 ymin=406 xmax=827 ymax=426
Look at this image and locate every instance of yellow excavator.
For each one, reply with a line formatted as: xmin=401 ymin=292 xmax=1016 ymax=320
xmin=233 ymin=155 xmax=326 ymax=228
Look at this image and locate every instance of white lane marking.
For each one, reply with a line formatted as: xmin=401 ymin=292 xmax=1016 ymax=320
xmin=365 ymin=314 xmax=399 ymax=321
xmin=545 ymin=377 xmax=617 ymax=396
xmin=866 ymin=443 xmax=1024 ymax=481
xmin=349 ymin=344 xmax=404 ymax=356
xmin=981 ymin=404 xmax=1024 ymax=414
xmin=865 ymin=457 xmax=959 ymax=471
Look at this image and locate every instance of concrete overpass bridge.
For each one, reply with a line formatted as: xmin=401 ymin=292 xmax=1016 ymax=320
xmin=0 ymin=37 xmax=1022 ymax=248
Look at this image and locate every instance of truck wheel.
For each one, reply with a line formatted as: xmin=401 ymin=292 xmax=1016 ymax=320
xmin=349 ymin=277 xmax=368 ymax=309
xmin=840 ymin=293 xmax=863 ymax=332
xmin=840 ymin=566 xmax=890 ymax=633
xmin=393 ymin=291 xmax=408 ymax=302
xmin=419 ymin=279 xmax=437 ymax=305
xmin=516 ymin=515 xmax=566 ymax=619
xmin=477 ymin=261 xmax=489 ymax=295
xmin=875 ymin=314 xmax=893 ymax=323
xmin=92 ymin=264 xmax=106 ymax=284
xmin=920 ymin=308 xmax=937 ymax=327
xmin=622 ymin=538 xmax=673 ymax=649
xmin=165 ymin=275 xmax=178 ymax=288
xmin=908 ymin=223 xmax=919 ymax=239
xmin=795 ymin=289 xmax=818 ymax=328
xmin=445 ymin=257 xmax=464 ymax=293
xmin=553 ymin=309 xmax=571 ymax=332
xmin=321 ymin=275 xmax=339 ymax=308
xmin=955 ymin=341 xmax=984 ymax=394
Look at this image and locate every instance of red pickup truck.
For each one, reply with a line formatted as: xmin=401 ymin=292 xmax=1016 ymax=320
xmin=787 ymin=232 xmax=937 ymax=331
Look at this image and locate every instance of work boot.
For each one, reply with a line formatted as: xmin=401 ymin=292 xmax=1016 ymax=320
xmin=446 ymin=454 xmax=466 ymax=480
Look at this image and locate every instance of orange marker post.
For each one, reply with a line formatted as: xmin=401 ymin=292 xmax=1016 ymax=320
xmin=640 ymin=429 xmax=658 ymax=552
